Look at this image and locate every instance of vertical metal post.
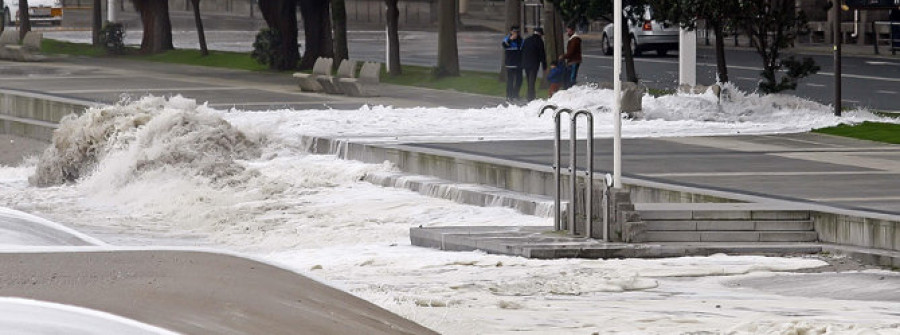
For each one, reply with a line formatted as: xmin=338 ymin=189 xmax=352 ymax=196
xmin=568 ymin=112 xmax=578 ymax=235
xmin=539 ymin=105 xmax=561 ymax=230
xmin=833 ymin=1 xmax=842 ymax=117
xmin=573 ymin=110 xmax=593 ymax=238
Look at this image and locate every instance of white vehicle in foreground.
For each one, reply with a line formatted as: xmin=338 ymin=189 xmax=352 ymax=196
xmin=601 ymin=6 xmax=679 ymax=56
xmin=4 ymin=0 xmax=62 ymax=27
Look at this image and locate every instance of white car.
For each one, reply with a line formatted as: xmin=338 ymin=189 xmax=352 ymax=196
xmin=601 ymin=7 xmax=678 ymax=56
xmin=4 ymin=0 xmax=62 ymax=26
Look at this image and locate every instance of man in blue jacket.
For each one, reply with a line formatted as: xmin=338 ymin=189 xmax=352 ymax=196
xmin=503 ymin=25 xmax=524 ymax=102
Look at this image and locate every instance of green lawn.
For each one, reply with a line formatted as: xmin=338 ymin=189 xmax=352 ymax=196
xmin=381 ymin=65 xmax=550 ymax=99
xmin=41 ymin=39 xmax=545 ymax=98
xmin=813 ymin=122 xmax=900 ymax=144
xmin=42 ymin=39 xmax=268 ymax=71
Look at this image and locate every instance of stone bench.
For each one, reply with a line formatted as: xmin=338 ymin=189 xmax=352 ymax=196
xmin=0 ymin=31 xmax=46 ymax=62
xmin=338 ymin=62 xmax=382 ymax=97
xmin=292 ymin=57 xmax=332 ymax=92
xmin=317 ymin=59 xmax=358 ymax=95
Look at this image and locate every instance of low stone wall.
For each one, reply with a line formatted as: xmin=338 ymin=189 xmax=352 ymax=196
xmin=6 ymin=93 xmax=900 ymax=263
xmin=0 ymin=90 xmax=89 ymax=142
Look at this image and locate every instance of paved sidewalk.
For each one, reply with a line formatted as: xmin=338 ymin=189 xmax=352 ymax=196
xmin=0 ymin=57 xmax=504 ymax=111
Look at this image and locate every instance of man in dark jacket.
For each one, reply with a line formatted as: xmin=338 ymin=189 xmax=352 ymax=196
xmin=521 ymin=27 xmax=547 ymax=102
xmin=503 ymin=25 xmax=524 ymax=101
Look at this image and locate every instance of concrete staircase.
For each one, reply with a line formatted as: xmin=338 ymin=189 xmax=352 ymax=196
xmin=637 ymin=203 xmax=818 ymax=243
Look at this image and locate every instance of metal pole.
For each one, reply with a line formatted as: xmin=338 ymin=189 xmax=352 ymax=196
xmin=539 ymin=105 xmax=561 ymax=231
xmin=574 ymin=110 xmax=593 ymax=238
xmin=613 ymin=0 xmax=622 ymax=189
xmin=568 ymin=110 xmax=577 ymax=235
xmin=834 ymin=1 xmax=842 ymax=117
xmin=679 ymin=28 xmax=697 ymax=86
xmin=108 ymin=0 xmax=117 ymax=22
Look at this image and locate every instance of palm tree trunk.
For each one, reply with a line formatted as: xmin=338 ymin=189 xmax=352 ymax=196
xmin=92 ymin=0 xmax=101 ymax=45
xmin=436 ymin=0 xmax=460 ymax=77
xmin=191 ymin=0 xmax=208 ymax=56
xmin=19 ymin=0 xmax=31 ymax=41
xmin=385 ymin=0 xmax=402 ymax=75
xmin=133 ymin=0 xmax=174 ymax=53
xmin=332 ymin=0 xmax=348 ymax=69
xmin=713 ymin=22 xmax=728 ymax=82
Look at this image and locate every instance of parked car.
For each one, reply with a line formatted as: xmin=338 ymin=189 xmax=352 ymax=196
xmin=5 ymin=0 xmax=63 ymax=27
xmin=601 ymin=6 xmax=678 ymax=56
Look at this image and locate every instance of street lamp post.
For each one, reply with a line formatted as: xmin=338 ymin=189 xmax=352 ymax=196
xmin=834 ymin=1 xmax=842 ymax=117
xmin=613 ymin=0 xmax=622 ymax=188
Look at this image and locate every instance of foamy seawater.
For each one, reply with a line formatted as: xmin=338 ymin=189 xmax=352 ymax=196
xmin=1 ymin=90 xmax=899 ymax=334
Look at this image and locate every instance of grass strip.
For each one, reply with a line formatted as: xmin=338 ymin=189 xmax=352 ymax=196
xmin=42 ymin=39 xmax=551 ymax=98
xmin=813 ymin=122 xmax=900 ymax=144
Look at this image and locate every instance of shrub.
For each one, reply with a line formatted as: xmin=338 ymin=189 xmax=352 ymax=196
xmin=100 ymin=22 xmax=125 ymax=55
xmin=252 ymin=28 xmax=285 ymax=69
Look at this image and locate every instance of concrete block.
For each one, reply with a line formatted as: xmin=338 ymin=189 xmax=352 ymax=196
xmin=758 ymin=231 xmax=818 ymax=242
xmin=645 ymin=220 xmax=697 ymax=231
xmin=643 ymin=231 xmax=701 ymax=242
xmin=693 ymin=210 xmax=752 ymax=220
xmin=752 ymin=210 xmax=810 ymax=220
xmin=640 ymin=210 xmax=692 ymax=220
xmin=848 ymin=218 xmax=874 ymax=248
xmin=754 ymin=220 xmax=815 ymax=231
xmin=697 ymin=220 xmax=755 ymax=231
xmin=623 ymin=221 xmax=646 ymax=243
xmin=871 ymin=219 xmax=895 ymax=250
xmin=700 ymin=232 xmax=760 ymax=242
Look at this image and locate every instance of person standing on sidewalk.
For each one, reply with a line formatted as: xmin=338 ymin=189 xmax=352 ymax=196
xmin=503 ymin=26 xmax=524 ymax=102
xmin=521 ymin=27 xmax=547 ymax=102
xmin=559 ymin=24 xmax=582 ymax=89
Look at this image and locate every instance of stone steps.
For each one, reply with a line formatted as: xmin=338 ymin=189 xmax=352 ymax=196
xmin=364 ymin=171 xmax=560 ymax=218
xmin=636 ymin=203 xmax=818 ymax=243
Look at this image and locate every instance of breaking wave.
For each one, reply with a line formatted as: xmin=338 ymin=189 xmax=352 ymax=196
xmin=30 ymin=96 xmax=262 ymax=187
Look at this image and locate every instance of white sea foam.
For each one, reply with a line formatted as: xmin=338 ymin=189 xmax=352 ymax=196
xmin=0 ymin=93 xmax=898 ymax=334
xmin=221 ymin=83 xmax=892 ymax=145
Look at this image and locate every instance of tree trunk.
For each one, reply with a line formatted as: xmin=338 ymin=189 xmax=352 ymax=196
xmin=298 ymin=0 xmax=334 ymax=70
xmin=621 ymin=16 xmax=638 ymax=83
xmin=543 ymin=3 xmax=564 ymax=62
xmin=713 ymin=22 xmax=728 ymax=82
xmin=191 ymin=0 xmax=208 ymax=56
xmin=385 ymin=0 xmax=401 ymax=75
xmin=436 ymin=0 xmax=460 ymax=77
xmin=259 ymin=0 xmax=300 ymax=70
xmin=92 ymin=0 xmax=101 ymax=45
xmin=499 ymin=0 xmax=521 ymax=81
xmin=18 ymin=0 xmax=30 ymax=41
xmin=331 ymin=0 xmax=348 ymax=70
xmin=1 ymin=0 xmax=5 ymax=33
xmin=133 ymin=0 xmax=174 ymax=53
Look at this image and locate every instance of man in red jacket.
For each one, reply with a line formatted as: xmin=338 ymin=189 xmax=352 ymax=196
xmin=559 ymin=24 xmax=582 ymax=89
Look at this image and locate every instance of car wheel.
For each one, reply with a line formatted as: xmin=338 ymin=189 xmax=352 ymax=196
xmin=656 ymin=48 xmax=668 ymax=56
xmin=630 ymin=36 xmax=641 ymax=57
xmin=601 ymin=34 xmax=613 ymax=56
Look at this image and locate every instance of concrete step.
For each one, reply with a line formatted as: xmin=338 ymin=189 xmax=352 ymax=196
xmin=364 ymin=171 xmax=560 ymax=218
xmin=636 ymin=203 xmax=812 ymax=221
xmin=643 ymin=231 xmax=819 ymax=242
xmin=410 ymin=226 xmax=824 ymax=259
xmin=646 ymin=220 xmax=814 ymax=231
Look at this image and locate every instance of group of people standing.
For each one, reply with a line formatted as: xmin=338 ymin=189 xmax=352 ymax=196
xmin=502 ymin=24 xmax=582 ymax=102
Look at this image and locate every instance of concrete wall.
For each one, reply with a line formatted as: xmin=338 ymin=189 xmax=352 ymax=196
xmin=0 ymin=90 xmax=89 ymax=142
xmin=6 ymin=93 xmax=900 ymax=259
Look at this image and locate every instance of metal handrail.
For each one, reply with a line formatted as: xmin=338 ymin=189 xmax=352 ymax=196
xmin=571 ymin=109 xmax=593 ymax=237
xmin=541 ymin=105 xmax=596 ymax=237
